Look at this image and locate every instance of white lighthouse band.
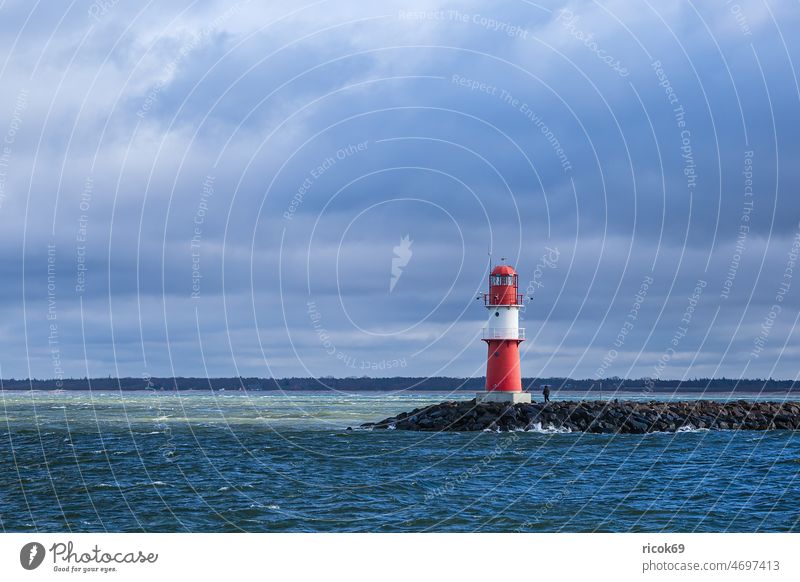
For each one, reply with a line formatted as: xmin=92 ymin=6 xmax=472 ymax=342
xmin=484 ymin=303 xmax=525 ymax=340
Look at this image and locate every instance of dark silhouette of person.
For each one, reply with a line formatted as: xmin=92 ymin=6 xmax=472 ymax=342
xmin=542 ymin=385 xmax=551 ymax=403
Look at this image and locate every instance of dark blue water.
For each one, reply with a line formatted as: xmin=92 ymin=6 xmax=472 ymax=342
xmin=1 ymin=391 xmax=798 ymax=532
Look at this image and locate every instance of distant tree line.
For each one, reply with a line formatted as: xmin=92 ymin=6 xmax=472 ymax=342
xmin=1 ymin=376 xmax=797 ymax=392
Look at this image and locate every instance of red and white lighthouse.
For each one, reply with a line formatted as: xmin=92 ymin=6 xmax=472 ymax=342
xmin=479 ymin=263 xmax=531 ymax=403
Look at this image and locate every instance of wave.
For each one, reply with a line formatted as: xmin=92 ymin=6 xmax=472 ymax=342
xmin=521 ymin=422 xmax=573 ymax=434
xmin=348 ymin=425 xmax=374 ymax=432
xmin=676 ymin=424 xmax=710 ymax=433
xmin=248 ymin=503 xmax=280 ymax=510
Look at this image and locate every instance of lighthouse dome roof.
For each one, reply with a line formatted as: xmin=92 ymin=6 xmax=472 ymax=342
xmin=491 ymin=264 xmax=517 ymax=276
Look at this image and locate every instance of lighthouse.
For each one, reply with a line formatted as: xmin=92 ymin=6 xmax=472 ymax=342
xmin=478 ymin=263 xmax=531 ymax=404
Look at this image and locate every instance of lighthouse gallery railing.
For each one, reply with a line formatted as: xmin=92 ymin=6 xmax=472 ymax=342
xmin=482 ymin=327 xmax=525 ymax=340
xmin=483 ymin=293 xmax=525 ymax=306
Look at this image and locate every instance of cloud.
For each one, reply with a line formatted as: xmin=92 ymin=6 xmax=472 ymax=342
xmin=0 ymin=0 xmax=798 ymax=380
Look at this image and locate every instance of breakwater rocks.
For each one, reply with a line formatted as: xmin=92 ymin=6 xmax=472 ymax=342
xmin=359 ymin=399 xmax=800 ymax=433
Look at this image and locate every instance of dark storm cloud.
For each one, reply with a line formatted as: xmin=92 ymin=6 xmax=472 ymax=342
xmin=0 ymin=0 xmax=798 ymax=380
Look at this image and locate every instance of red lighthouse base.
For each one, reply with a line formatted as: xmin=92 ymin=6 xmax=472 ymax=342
xmin=478 ymin=339 xmax=531 ymax=404
xmin=484 ymin=339 xmax=522 ymax=391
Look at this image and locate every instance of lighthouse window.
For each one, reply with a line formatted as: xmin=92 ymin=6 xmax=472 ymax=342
xmin=492 ymin=275 xmax=512 ymax=286
xmin=495 ymin=312 xmax=500 ymax=317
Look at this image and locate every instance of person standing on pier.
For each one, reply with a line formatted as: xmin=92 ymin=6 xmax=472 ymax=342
xmin=542 ymin=385 xmax=551 ymax=403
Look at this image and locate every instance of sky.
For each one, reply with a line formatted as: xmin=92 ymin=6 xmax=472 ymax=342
xmin=0 ymin=0 xmax=798 ymax=381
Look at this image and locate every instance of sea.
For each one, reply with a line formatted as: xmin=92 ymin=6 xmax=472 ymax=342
xmin=1 ymin=390 xmax=798 ymax=532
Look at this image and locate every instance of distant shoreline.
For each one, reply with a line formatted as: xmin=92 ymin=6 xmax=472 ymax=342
xmin=1 ymin=376 xmax=798 ymax=393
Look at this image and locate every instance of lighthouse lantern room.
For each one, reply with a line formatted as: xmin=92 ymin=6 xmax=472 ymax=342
xmin=478 ymin=263 xmax=531 ymax=404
